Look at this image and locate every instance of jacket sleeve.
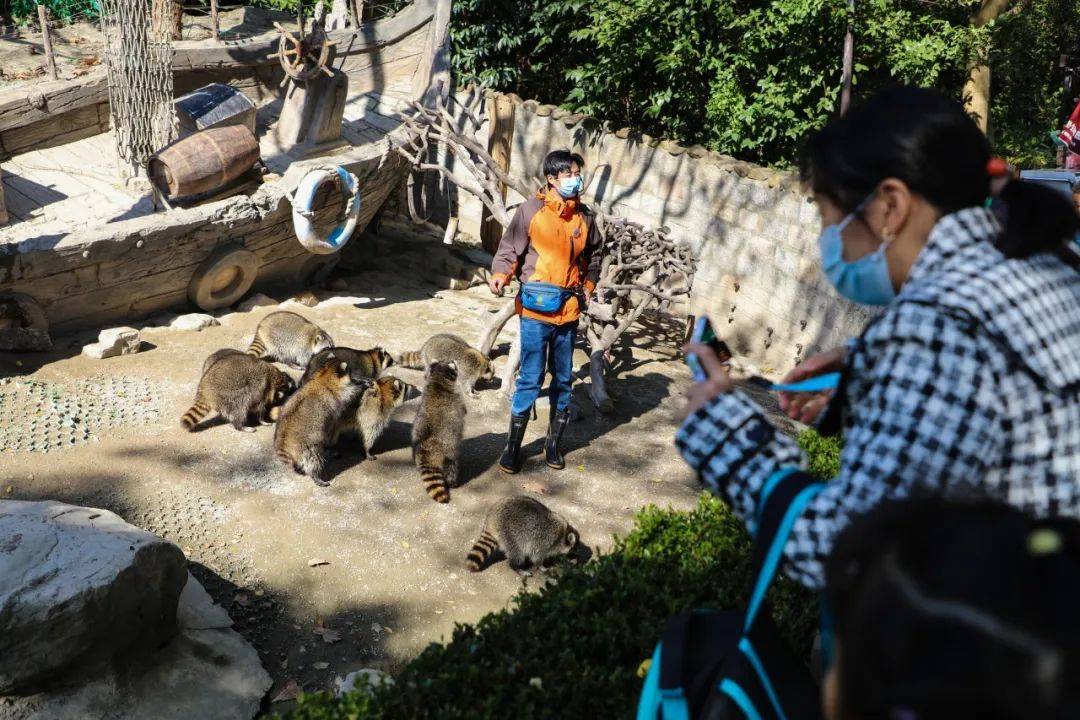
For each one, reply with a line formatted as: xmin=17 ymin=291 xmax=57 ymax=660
xmin=490 ymin=203 xmax=533 ymax=281
xmin=675 ymin=306 xmax=1003 ymax=589
xmin=582 ymin=213 xmax=603 ymax=293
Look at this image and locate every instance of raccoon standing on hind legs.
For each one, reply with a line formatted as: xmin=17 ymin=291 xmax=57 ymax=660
xmin=396 ymin=334 xmax=493 ymax=398
xmin=466 ymin=496 xmax=585 ymax=576
xmin=411 ymin=361 xmax=466 ymax=503
xmin=181 ymin=352 xmax=295 ymax=432
xmin=247 ymin=311 xmax=333 ymax=369
xmin=274 ymin=359 xmax=372 ymax=486
xmin=334 ymin=376 xmax=411 ymax=459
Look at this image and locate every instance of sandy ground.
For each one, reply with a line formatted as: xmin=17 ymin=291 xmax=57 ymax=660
xmin=0 ymin=270 xmax=707 ymax=713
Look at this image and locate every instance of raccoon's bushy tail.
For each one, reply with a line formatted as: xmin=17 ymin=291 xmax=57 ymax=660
xmin=246 ymin=334 xmax=266 ymax=357
xmin=466 ymin=529 xmax=498 ymax=572
xmin=419 ymin=465 xmax=450 ymax=503
xmin=180 ymin=396 xmax=212 ymax=431
xmin=396 ymin=350 xmax=424 ymax=369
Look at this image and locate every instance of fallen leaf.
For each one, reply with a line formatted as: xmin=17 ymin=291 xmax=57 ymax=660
xmin=521 ymin=481 xmax=548 ymax=495
xmin=5 ymin=486 xmax=13 ymax=494
xmin=313 ymin=661 xmax=330 ymax=670
xmin=255 ymin=589 xmax=265 ymax=597
xmin=233 ymin=593 xmax=251 ymax=607
xmin=400 ymin=540 xmax=410 ymax=549
xmin=636 ymin=658 xmax=653 ymax=678
xmin=576 ymin=464 xmax=585 ymax=472
xmin=313 ymin=626 xmax=342 ymax=644
xmin=307 ymin=557 xmax=330 ymax=567
xmin=271 ymin=679 xmax=301 ymax=703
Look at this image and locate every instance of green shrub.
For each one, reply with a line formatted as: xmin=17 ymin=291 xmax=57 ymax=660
xmin=797 ymin=428 xmax=843 ymax=479
xmin=451 ymin=0 xmax=1078 ymax=168
xmin=281 ymin=494 xmax=818 ymax=719
xmin=10 ymin=0 xmax=98 ymax=22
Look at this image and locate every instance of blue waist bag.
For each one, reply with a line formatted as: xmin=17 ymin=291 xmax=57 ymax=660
xmin=637 ymin=468 xmax=826 ymax=720
xmin=519 ymin=281 xmax=577 ymax=314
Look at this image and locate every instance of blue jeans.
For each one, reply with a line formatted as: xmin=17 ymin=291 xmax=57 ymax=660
xmin=511 ymin=317 xmax=577 ymax=417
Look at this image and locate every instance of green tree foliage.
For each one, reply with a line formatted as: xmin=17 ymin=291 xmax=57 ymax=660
xmin=451 ymin=0 xmax=1077 ymax=168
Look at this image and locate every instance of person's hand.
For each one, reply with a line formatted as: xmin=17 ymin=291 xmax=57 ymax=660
xmin=488 ymin=275 xmax=507 ymax=297
xmin=777 ymin=346 xmax=847 ymax=424
xmin=683 ymin=342 xmax=735 ymax=415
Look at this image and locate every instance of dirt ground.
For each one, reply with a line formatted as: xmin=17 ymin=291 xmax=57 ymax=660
xmin=0 ymin=270 xmax=710 ymax=713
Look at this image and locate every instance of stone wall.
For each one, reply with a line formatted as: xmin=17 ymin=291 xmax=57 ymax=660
xmin=407 ymin=89 xmax=874 ymax=376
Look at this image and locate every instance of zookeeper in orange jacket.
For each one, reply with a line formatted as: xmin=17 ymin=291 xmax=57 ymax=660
xmin=488 ymin=150 xmax=602 ymax=474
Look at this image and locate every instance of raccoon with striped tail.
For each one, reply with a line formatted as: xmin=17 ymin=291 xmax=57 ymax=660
xmin=396 ymin=333 xmax=493 ymax=398
xmin=274 ymin=359 xmax=373 ymax=486
xmin=181 ymin=352 xmax=295 ymax=432
xmin=300 ymin=346 xmax=394 ymax=385
xmin=247 ymin=311 xmax=333 ymax=369
xmin=466 ymin=496 xmax=585 ymax=576
xmin=410 ymin=361 xmax=465 ymax=503
xmin=333 ymin=376 xmax=412 ymax=459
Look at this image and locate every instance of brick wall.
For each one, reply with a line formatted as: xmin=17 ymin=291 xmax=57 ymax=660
xmin=402 ymin=89 xmax=875 ymax=376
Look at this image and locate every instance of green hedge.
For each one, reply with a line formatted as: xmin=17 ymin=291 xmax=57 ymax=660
xmin=282 ymin=492 xmax=820 ymax=719
xmin=797 ymin=428 xmax=842 ymax=479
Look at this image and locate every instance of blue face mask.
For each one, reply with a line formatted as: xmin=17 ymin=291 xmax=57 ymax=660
xmin=556 ymin=176 xmax=584 ymax=199
xmin=818 ymin=199 xmax=896 ymax=306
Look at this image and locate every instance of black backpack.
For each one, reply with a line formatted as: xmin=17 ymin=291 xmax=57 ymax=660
xmin=637 ymin=468 xmax=826 ymax=720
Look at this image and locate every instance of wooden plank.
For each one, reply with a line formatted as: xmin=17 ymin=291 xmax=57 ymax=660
xmin=6 ymin=148 xmax=90 ymax=203
xmin=0 ymin=181 xmax=43 ymax=221
xmin=0 ymin=70 xmax=109 ymax=133
xmin=1 ymin=105 xmax=106 ymax=159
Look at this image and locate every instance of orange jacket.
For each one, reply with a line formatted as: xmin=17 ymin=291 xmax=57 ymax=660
xmin=490 ymin=189 xmax=601 ymax=325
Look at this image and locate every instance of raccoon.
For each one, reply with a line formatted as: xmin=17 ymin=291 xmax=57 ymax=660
xmin=274 ymin=359 xmax=372 ymax=486
xmin=334 ymin=376 xmax=411 ymax=458
xmin=247 ymin=311 xmax=334 ymax=369
xmin=410 ymin=361 xmax=466 ymax=503
xmin=466 ymin=496 xmax=583 ymax=576
xmin=181 ymin=353 xmax=295 ymax=432
xmin=396 ymin=334 xmax=493 ymax=398
xmin=300 ymin=346 xmax=394 ymax=385
xmin=200 ymin=348 xmax=244 ymax=377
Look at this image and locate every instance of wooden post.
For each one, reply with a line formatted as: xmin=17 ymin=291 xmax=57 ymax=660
xmin=297 ymin=1 xmax=305 ymax=37
xmin=0 ymin=165 xmax=8 ymax=226
xmin=38 ymin=5 xmax=58 ymax=81
xmin=210 ymin=0 xmax=219 ymax=40
xmin=352 ymin=0 xmax=364 ymax=25
xmin=839 ymin=0 xmax=854 ymax=115
xmin=481 ymin=94 xmax=515 ymax=255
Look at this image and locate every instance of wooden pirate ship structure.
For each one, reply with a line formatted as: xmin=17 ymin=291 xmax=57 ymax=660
xmin=0 ymin=0 xmax=450 ymax=335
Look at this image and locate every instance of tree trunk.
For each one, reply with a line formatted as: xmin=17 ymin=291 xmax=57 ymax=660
xmin=481 ymin=95 xmax=515 ymax=255
xmin=962 ymin=0 xmax=1011 ymax=133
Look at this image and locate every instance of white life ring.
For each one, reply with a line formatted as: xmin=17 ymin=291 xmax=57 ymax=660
xmin=291 ymin=166 xmax=362 ymax=255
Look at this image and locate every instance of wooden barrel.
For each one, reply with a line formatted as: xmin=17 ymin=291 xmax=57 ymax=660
xmin=148 ymin=125 xmax=259 ymax=199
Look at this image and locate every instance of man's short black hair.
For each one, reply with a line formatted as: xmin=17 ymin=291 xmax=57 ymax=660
xmin=543 ymin=150 xmax=583 ymax=178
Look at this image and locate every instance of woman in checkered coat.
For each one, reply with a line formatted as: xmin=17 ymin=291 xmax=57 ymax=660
xmin=677 ymin=87 xmax=1080 ymax=590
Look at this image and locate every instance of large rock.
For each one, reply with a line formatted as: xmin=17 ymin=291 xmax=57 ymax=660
xmin=82 ymin=327 xmax=141 ymax=359
xmin=169 ymin=313 xmax=220 ymax=332
xmin=0 ymin=500 xmax=187 ymax=694
xmin=0 ymin=573 xmax=272 ymax=720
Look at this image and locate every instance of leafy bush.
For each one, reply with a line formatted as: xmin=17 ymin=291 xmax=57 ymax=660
xmin=281 ymin=494 xmax=819 ymax=719
xmin=9 ymin=0 xmax=98 ymax=22
xmin=450 ymin=0 xmax=1078 ymax=168
xmin=797 ymin=428 xmax=842 ymax=479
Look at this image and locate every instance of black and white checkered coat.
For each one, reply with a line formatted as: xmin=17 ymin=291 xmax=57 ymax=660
xmin=677 ymin=207 xmax=1080 ymax=589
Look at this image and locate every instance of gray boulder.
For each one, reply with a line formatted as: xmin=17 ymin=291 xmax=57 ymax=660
xmin=0 ymin=500 xmax=187 ymax=694
xmin=0 ymin=573 xmax=272 ymax=720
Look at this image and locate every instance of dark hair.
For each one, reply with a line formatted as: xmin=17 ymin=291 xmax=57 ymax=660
xmin=543 ymin=149 xmax=582 ymax=180
xmin=801 ymin=86 xmax=1080 ymax=261
xmin=826 ymin=499 xmax=1080 ymax=720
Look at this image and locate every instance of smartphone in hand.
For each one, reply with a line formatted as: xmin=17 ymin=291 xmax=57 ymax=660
xmin=685 ymin=316 xmax=732 ymax=381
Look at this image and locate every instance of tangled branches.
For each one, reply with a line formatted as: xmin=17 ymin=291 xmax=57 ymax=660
xmin=394 ymin=88 xmax=697 ymax=413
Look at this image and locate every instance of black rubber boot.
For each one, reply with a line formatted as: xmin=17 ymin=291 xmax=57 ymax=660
xmin=545 ymin=408 xmax=572 ymax=470
xmin=498 ymin=413 xmax=530 ymax=474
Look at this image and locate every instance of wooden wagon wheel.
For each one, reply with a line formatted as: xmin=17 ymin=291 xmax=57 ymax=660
xmin=274 ymin=21 xmax=337 ymax=87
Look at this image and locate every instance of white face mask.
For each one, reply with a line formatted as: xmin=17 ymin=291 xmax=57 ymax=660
xmin=556 ymin=176 xmax=584 ymax=199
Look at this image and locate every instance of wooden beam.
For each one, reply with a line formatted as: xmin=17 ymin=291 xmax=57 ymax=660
xmin=481 ymin=94 xmax=514 ymax=255
xmin=0 ymin=165 xmax=8 ymax=226
xmin=210 ymin=0 xmax=219 ymax=41
xmin=38 ymin=6 xmax=58 ymax=81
